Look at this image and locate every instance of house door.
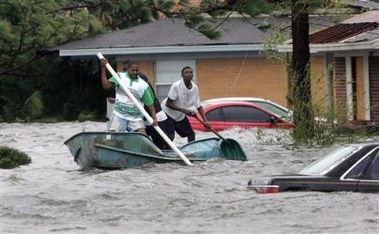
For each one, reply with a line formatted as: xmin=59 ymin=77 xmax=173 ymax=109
xmin=154 ymin=60 xmax=196 ymax=103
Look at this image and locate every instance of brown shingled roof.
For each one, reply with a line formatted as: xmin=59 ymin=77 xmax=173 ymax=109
xmin=309 ymin=22 xmax=378 ymax=43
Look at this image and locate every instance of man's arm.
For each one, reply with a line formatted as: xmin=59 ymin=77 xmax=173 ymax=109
xmin=146 ymin=104 xmax=158 ymax=126
xmin=100 ymin=58 xmax=113 ymax=90
xmin=166 ymin=98 xmax=193 ymax=116
xmin=141 ymin=87 xmax=158 ymax=126
xmin=197 ymin=106 xmax=210 ymax=128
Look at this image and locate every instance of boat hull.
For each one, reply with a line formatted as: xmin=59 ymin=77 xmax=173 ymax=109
xmin=64 ymin=132 xmax=227 ymax=170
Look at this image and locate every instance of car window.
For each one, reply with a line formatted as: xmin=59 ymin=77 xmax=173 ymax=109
xmin=300 ymin=145 xmax=360 ymax=175
xmin=205 ymin=108 xmax=223 ymax=121
xmin=345 ymin=156 xmax=371 ymax=179
xmin=222 ymin=106 xmax=272 ymax=122
xmin=252 ymin=101 xmax=290 ymax=118
xmin=361 ymin=151 xmax=379 ymax=180
xmin=370 ymin=153 xmax=379 ymax=180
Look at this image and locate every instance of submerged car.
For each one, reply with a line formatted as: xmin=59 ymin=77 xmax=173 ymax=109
xmin=248 ymin=142 xmax=379 ymax=193
xmin=204 ymin=97 xmax=292 ymax=121
xmin=188 ymin=101 xmax=293 ymax=131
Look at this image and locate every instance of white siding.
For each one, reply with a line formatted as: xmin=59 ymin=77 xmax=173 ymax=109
xmin=155 ymin=60 xmax=196 ymax=102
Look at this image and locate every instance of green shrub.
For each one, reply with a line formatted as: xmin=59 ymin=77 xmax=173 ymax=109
xmin=78 ymin=110 xmax=101 ymax=122
xmin=63 ymin=102 xmax=79 ymax=120
xmin=22 ymin=90 xmax=44 ymax=121
xmin=0 ymin=146 xmax=31 ymax=169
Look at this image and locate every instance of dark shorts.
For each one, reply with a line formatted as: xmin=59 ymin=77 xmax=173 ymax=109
xmin=165 ymin=115 xmax=195 ymax=138
xmin=146 ymin=119 xmax=170 ymax=150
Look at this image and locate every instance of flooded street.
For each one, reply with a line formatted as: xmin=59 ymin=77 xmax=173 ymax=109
xmin=1 ymin=121 xmax=378 ymax=234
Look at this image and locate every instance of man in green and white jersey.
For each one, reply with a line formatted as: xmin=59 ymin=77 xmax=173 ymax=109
xmin=100 ymin=58 xmax=158 ymax=134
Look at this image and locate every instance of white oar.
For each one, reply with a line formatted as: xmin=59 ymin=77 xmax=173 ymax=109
xmin=97 ymin=53 xmax=193 ymax=166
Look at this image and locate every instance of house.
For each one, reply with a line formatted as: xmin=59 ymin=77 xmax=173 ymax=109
xmin=49 ymin=3 xmax=379 ymax=125
xmin=279 ymin=9 xmax=379 ymax=125
xmin=50 ymin=15 xmax=335 ymax=108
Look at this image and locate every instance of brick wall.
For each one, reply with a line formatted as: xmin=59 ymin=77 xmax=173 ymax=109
xmin=196 ymin=57 xmax=289 ymax=107
xmin=117 ymin=60 xmax=155 ymax=83
xmin=310 ymin=56 xmax=328 ymax=113
xmin=369 ymin=56 xmax=379 ymax=123
xmin=138 ymin=61 xmax=155 ymax=83
xmin=334 ymin=57 xmax=348 ymax=122
xmin=133 ymin=56 xmax=327 ymax=112
xmin=195 ymin=56 xmax=326 ymax=110
xmin=121 ymin=55 xmax=379 ymax=125
xmin=355 ymin=56 xmax=365 ymax=120
xmin=332 ymin=56 xmax=379 ymax=124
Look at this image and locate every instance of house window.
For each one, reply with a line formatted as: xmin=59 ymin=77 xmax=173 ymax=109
xmin=155 ymin=84 xmax=172 ymax=103
xmin=155 ymin=60 xmax=196 ymax=103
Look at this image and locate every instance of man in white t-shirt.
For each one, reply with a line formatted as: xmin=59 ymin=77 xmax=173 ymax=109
xmin=161 ymin=66 xmax=210 ymax=142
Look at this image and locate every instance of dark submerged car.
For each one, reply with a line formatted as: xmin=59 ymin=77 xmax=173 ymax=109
xmin=248 ymin=142 xmax=379 ymax=193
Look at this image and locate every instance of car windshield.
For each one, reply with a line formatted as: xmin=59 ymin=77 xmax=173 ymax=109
xmin=299 ymin=145 xmax=361 ymax=175
xmin=251 ymin=101 xmax=291 ymax=120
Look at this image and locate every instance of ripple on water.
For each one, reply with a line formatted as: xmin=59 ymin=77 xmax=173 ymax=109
xmin=3 ymin=173 xmax=27 ymax=185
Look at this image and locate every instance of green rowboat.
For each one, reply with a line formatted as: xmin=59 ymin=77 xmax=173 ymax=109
xmin=64 ymin=132 xmax=247 ymax=170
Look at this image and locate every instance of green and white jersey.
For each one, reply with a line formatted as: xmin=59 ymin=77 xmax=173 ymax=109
xmin=109 ymin=73 xmax=155 ymax=121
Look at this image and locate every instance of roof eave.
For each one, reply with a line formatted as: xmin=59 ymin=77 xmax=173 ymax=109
xmin=59 ymin=44 xmax=264 ymax=57
xmin=277 ymin=38 xmax=379 ymax=53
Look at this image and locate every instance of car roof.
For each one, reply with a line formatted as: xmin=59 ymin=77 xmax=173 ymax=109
xmin=205 ymin=97 xmax=269 ymax=102
xmin=203 ymin=97 xmax=291 ymax=112
xmin=350 ymin=140 xmax=379 ymax=146
xmin=202 ymin=100 xmax=262 ymax=107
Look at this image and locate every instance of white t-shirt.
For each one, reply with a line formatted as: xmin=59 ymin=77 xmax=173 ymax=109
xmin=144 ymin=110 xmax=167 ymax=126
xmin=161 ymin=79 xmax=201 ymax=121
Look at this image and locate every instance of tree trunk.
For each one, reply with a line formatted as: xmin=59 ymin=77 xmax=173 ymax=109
xmin=291 ymin=1 xmax=314 ymax=143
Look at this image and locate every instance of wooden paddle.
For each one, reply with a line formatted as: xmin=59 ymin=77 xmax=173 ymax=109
xmin=193 ymin=115 xmax=247 ymax=161
xmin=97 ymin=53 xmax=193 ymax=166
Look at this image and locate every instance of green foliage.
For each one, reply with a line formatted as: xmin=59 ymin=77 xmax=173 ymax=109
xmin=0 ymin=0 xmax=357 ymax=147
xmin=263 ymin=21 xmax=291 ymax=60
xmin=0 ymin=0 xmax=102 ymax=73
xmin=0 ymin=75 xmax=33 ymax=121
xmin=255 ymin=123 xmax=377 ymax=147
xmin=197 ymin=22 xmax=221 ymax=39
xmin=290 ymin=66 xmax=315 ymax=144
xmin=78 ymin=110 xmax=102 ymax=122
xmin=178 ymin=0 xmax=271 ymax=39
xmin=0 ymin=0 xmax=106 ymax=122
xmin=0 ymin=146 xmax=31 ymax=169
xmin=0 ymin=0 xmax=177 ymax=122
xmin=93 ymin=0 xmax=162 ymax=30
xmin=310 ymin=123 xmax=378 ymax=146
xmin=242 ymin=0 xmax=272 ymax=17
xmin=63 ymin=102 xmax=79 ymax=121
xmin=22 ymin=90 xmax=44 ymax=121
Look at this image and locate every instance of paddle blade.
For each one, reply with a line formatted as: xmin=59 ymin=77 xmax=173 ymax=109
xmin=220 ymin=139 xmax=247 ymax=161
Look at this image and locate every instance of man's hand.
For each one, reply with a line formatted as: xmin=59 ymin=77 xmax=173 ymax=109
xmin=183 ymin=109 xmax=195 ymax=116
xmin=203 ymin=120 xmax=211 ymax=130
xmin=152 ymin=118 xmax=158 ymax=127
xmin=100 ymin=58 xmax=108 ymax=68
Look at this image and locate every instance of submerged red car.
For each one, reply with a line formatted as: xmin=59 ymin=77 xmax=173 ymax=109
xmin=188 ymin=101 xmax=293 ymax=131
